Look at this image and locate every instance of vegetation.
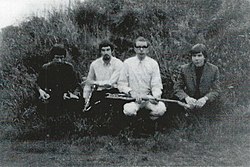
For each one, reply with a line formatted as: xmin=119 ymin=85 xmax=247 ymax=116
xmin=0 ymin=0 xmax=250 ymax=165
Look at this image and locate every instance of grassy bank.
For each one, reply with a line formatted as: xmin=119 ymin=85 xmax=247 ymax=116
xmin=0 ymin=104 xmax=249 ymax=166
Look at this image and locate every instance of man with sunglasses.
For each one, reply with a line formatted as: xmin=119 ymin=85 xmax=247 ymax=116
xmin=174 ymin=43 xmax=220 ymax=109
xmin=118 ymin=36 xmax=166 ymax=128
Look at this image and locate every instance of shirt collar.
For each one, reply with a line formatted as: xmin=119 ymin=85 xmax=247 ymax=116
xmin=136 ymin=55 xmax=148 ymax=63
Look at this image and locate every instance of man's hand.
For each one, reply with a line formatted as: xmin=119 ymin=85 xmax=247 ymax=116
xmin=102 ymin=84 xmax=112 ymax=89
xmin=38 ymin=89 xmax=50 ymax=100
xmin=97 ymin=81 xmax=113 ymax=89
xmin=85 ymin=80 xmax=97 ymax=86
xmin=185 ymin=96 xmax=197 ymax=109
xmin=195 ymin=96 xmax=208 ymax=108
xmin=185 ymin=96 xmax=197 ymax=105
xmin=86 ymin=80 xmax=112 ymax=89
xmin=63 ymin=91 xmax=80 ymax=100
xmin=129 ymin=91 xmax=143 ymax=103
xmin=146 ymin=95 xmax=158 ymax=105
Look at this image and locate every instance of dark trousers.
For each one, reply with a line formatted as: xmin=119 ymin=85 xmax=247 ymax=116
xmin=84 ymin=88 xmax=123 ymax=135
xmin=165 ymin=97 xmax=222 ymax=128
xmin=36 ymin=96 xmax=84 ymax=135
xmin=37 ymin=98 xmax=83 ymax=117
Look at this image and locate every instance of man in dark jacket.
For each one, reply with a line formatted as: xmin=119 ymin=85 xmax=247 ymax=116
xmin=37 ymin=44 xmax=82 ymax=118
xmin=166 ymin=43 xmax=221 ymax=128
xmin=174 ymin=43 xmax=220 ymax=109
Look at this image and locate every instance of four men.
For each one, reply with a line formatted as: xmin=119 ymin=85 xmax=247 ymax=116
xmin=37 ymin=40 xmax=220 ymax=134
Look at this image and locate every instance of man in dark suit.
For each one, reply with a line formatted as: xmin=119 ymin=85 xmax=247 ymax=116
xmin=174 ymin=43 xmax=220 ymax=109
xmin=36 ymin=44 xmax=82 ymax=120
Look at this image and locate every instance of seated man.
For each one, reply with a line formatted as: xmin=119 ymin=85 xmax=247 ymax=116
xmin=118 ymin=37 xmax=167 ymax=127
xmin=36 ymin=44 xmax=82 ymax=120
xmin=173 ymin=43 xmax=220 ymax=121
xmin=83 ymin=40 xmax=123 ymax=118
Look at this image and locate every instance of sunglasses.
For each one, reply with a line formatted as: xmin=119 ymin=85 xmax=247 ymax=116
xmin=135 ymin=45 xmax=148 ymax=49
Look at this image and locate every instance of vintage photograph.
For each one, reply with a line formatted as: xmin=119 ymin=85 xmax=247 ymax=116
xmin=0 ymin=0 xmax=250 ymax=166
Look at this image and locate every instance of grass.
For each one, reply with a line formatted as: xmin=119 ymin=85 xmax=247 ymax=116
xmin=0 ymin=103 xmax=249 ymax=166
xmin=0 ymin=0 xmax=250 ymax=166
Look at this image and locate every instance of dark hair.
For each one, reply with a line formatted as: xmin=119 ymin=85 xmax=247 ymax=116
xmin=190 ymin=43 xmax=207 ymax=58
xmin=134 ymin=36 xmax=150 ymax=47
xmin=98 ymin=40 xmax=114 ymax=53
xmin=50 ymin=44 xmax=67 ymax=57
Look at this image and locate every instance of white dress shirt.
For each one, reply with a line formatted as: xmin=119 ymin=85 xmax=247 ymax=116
xmin=83 ymin=56 xmax=123 ymax=99
xmin=118 ymin=55 xmax=163 ymax=98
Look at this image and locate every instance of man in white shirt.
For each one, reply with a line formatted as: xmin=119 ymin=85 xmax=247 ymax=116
xmin=118 ymin=37 xmax=166 ymax=121
xmin=83 ymin=40 xmax=123 ymax=114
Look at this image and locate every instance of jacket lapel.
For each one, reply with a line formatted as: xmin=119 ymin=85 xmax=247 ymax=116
xmin=200 ymin=63 xmax=208 ymax=85
xmin=190 ymin=63 xmax=197 ymax=87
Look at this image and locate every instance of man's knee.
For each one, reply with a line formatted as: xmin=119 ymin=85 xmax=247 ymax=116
xmin=148 ymin=101 xmax=166 ymax=117
xmin=157 ymin=101 xmax=167 ymax=115
xmin=123 ymin=102 xmax=139 ymax=116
